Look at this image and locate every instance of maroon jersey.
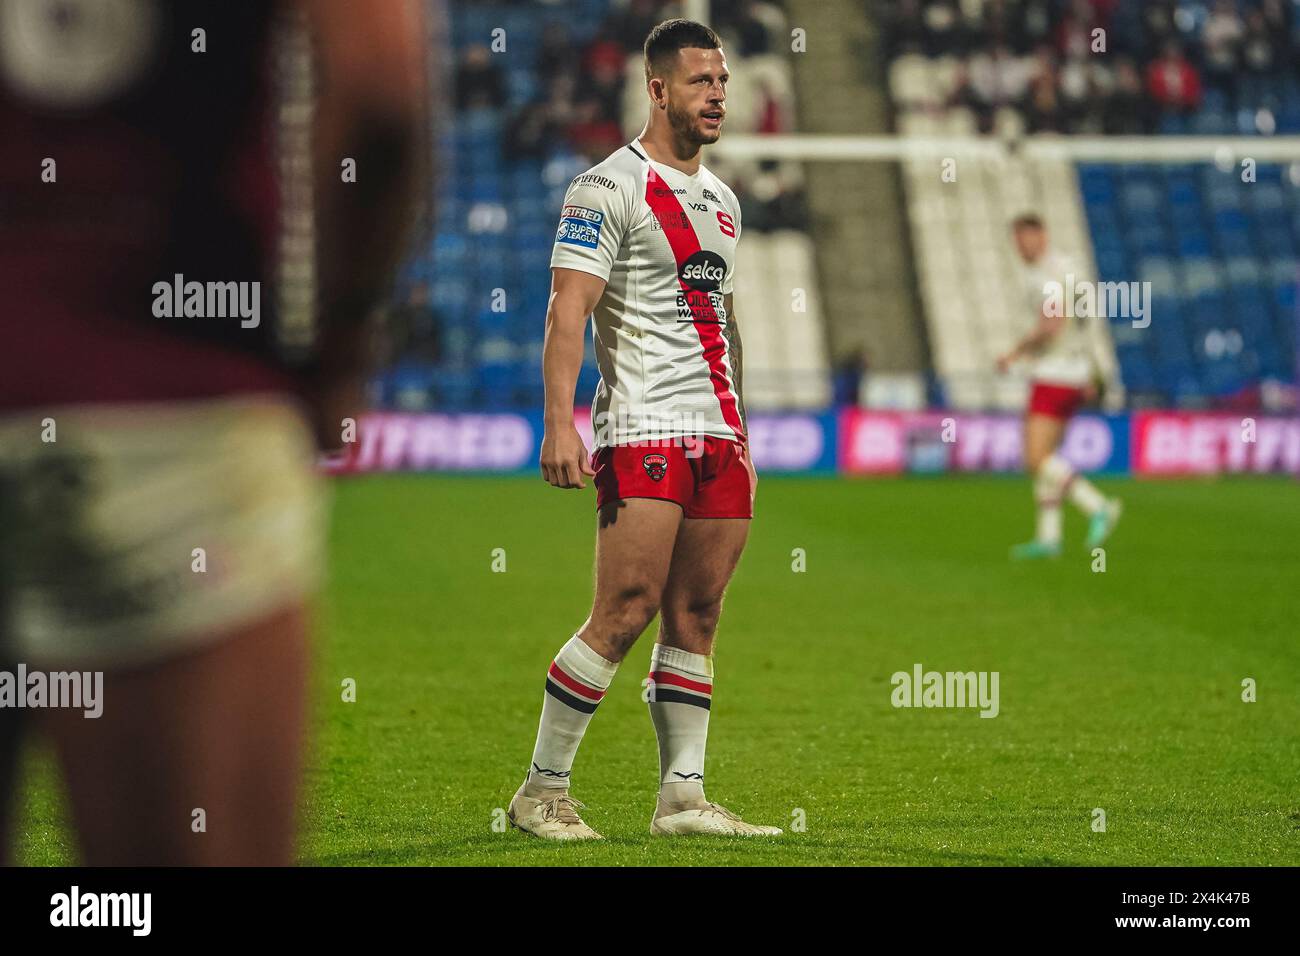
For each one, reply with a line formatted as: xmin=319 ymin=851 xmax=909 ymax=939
xmin=0 ymin=0 xmax=306 ymax=410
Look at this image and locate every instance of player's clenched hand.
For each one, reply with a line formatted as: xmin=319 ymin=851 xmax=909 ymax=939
xmin=540 ymin=424 xmax=595 ymax=489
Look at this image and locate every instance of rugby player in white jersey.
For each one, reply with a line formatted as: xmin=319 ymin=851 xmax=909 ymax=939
xmin=507 ymin=19 xmax=780 ymax=839
xmin=998 ymin=214 xmax=1124 ymax=560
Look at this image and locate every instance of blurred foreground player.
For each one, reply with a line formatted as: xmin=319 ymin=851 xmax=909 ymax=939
xmin=997 ymin=214 xmax=1123 ymax=560
xmin=0 ymin=0 xmax=425 ymax=864
xmin=508 ymin=20 xmax=780 ymax=840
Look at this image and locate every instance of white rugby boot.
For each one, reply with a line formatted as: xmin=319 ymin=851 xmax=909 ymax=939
xmin=650 ymin=798 xmax=783 ymax=837
xmin=508 ymin=790 xmax=603 ymax=841
xmin=1085 ymin=498 xmax=1123 ymax=550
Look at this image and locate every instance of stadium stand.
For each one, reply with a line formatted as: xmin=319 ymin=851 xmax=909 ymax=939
xmin=882 ymin=0 xmax=1300 ymax=411
xmin=899 ymin=110 xmax=1100 ymax=411
xmin=385 ymin=0 xmax=830 ymax=413
xmin=385 ymin=0 xmax=1298 ymax=416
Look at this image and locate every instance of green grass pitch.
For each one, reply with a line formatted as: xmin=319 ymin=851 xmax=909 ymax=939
xmin=13 ymin=475 xmax=1300 ymax=866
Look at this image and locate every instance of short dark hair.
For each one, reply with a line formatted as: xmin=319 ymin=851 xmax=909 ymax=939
xmin=1011 ymin=213 xmax=1045 ymax=231
xmin=643 ymin=18 xmax=722 ymax=83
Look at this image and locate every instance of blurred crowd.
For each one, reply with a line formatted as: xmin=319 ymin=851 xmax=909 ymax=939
xmin=452 ymin=0 xmax=807 ymax=231
xmin=882 ymin=0 xmax=1300 ymax=134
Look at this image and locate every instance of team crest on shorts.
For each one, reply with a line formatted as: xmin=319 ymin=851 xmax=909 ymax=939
xmin=642 ymin=454 xmax=668 ymax=481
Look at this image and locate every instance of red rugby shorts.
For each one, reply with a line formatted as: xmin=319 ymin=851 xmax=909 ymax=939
xmin=1027 ymin=382 xmax=1086 ymax=420
xmin=591 ymin=436 xmax=754 ymax=518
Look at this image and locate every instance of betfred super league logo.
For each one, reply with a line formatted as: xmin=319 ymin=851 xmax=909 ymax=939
xmin=642 ymin=454 xmax=668 ymax=481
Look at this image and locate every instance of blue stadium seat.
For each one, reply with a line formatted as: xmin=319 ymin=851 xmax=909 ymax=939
xmin=1260 ymin=228 xmax=1295 ymax=258
xmin=1278 ymin=104 xmax=1300 ymax=134
xmin=1130 ymin=224 xmax=1171 ymax=258
xmin=1122 ymin=181 xmax=1162 ymax=214
xmin=1176 ymin=232 xmax=1212 ymax=259
xmin=1157 ymin=114 xmax=1189 ymax=135
xmin=1202 ymin=88 xmax=1230 ymax=114
xmin=1079 ymin=167 xmax=1115 ymax=204
xmin=576 ymin=363 xmax=601 ymax=398
xmin=1095 ymin=248 xmax=1129 ymax=279
xmin=434 ymin=368 xmax=477 ymax=410
xmin=385 ymin=362 xmax=437 ymax=411
xmin=478 ymin=362 xmax=518 ymax=410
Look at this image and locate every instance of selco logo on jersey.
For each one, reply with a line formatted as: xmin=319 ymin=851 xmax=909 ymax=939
xmin=678 ymin=251 xmax=728 ymax=293
xmin=555 ymin=206 xmax=603 ymax=249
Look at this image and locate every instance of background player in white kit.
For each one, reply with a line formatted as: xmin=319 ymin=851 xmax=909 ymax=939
xmin=998 ymin=214 xmax=1124 ymax=560
xmin=506 ymin=19 xmax=780 ymax=840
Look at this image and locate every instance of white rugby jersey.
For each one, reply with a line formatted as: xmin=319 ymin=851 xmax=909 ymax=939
xmin=1021 ymin=250 xmax=1101 ymax=388
xmin=550 ymin=140 xmax=745 ymax=447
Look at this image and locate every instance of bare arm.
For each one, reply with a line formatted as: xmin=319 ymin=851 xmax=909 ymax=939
xmin=293 ymin=0 xmax=426 ymax=449
xmin=722 ymin=293 xmax=758 ymax=500
xmin=540 ymin=268 xmax=606 ymax=488
xmin=304 ymin=0 xmax=426 ymax=322
xmin=998 ymin=307 xmax=1064 ymax=372
xmin=721 ymin=293 xmax=747 ymax=437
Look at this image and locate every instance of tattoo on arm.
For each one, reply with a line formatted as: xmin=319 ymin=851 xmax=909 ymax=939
xmin=723 ymin=305 xmax=746 ymax=434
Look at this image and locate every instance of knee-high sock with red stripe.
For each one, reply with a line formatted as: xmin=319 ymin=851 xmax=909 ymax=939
xmin=1036 ymin=453 xmax=1107 ymax=545
xmin=647 ymin=643 xmax=714 ymax=810
xmin=524 ymin=636 xmax=618 ymax=796
xmin=1034 ymin=458 xmax=1065 ymax=545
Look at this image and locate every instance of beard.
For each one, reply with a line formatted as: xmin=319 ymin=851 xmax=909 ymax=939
xmin=667 ymin=99 xmax=720 ymax=146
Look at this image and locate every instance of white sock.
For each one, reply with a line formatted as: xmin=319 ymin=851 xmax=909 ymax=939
xmin=647 ymin=643 xmax=714 ymax=811
xmin=1035 ymin=499 xmax=1062 ymax=545
xmin=523 ymin=636 xmax=618 ymax=796
xmin=1041 ymin=452 xmax=1106 ymax=520
xmin=1066 ymin=473 xmax=1106 ymax=516
xmin=1033 ymin=459 xmax=1064 ymax=546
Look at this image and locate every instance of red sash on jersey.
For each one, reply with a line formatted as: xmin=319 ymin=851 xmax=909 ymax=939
xmin=641 ymin=165 xmax=746 ymax=444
